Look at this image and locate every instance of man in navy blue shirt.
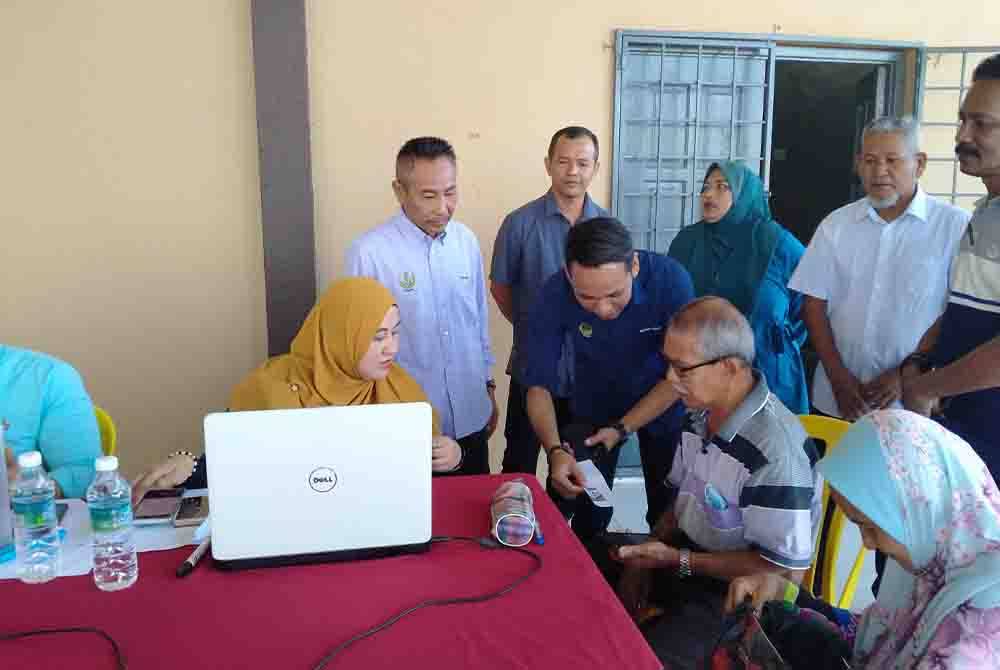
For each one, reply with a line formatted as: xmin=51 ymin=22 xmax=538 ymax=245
xmin=523 ymin=218 xmax=694 ymax=540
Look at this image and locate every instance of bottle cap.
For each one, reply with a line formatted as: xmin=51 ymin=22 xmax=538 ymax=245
xmin=95 ymin=455 xmax=119 ymax=472
xmin=18 ymin=451 xmax=42 ymax=468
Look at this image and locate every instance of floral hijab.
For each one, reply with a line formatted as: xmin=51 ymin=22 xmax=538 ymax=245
xmin=816 ymin=410 xmax=1000 ymax=668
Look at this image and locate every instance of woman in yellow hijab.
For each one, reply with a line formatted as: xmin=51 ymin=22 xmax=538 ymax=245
xmin=230 ymin=277 xmax=462 ymax=472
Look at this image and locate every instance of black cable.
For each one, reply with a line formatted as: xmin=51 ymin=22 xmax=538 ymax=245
xmin=0 ymin=626 xmax=127 ymax=669
xmin=311 ymin=535 xmax=543 ymax=670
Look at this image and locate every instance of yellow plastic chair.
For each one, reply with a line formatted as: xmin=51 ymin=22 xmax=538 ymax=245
xmin=799 ymin=414 xmax=868 ymax=610
xmin=94 ymin=406 xmax=117 ymax=457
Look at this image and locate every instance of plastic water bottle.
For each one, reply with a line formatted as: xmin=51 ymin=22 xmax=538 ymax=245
xmin=86 ymin=455 xmax=138 ymax=591
xmin=12 ymin=450 xmax=61 ymax=583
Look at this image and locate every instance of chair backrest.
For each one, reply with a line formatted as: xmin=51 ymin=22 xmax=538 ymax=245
xmin=94 ymin=405 xmax=117 ymax=457
xmin=799 ymin=414 xmax=868 ymax=610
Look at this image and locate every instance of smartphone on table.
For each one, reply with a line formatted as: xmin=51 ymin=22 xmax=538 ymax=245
xmin=172 ymin=495 xmax=209 ymax=527
xmin=134 ymin=488 xmax=184 ymax=525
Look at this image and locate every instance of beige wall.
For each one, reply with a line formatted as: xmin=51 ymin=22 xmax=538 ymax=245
xmin=1 ymin=1 xmax=266 ymax=477
xmin=307 ymin=0 xmax=997 ymax=468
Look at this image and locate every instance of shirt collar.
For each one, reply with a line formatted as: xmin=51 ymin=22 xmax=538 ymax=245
xmin=393 ymin=209 xmax=448 ymax=244
xmin=862 ymin=186 xmax=928 ymax=225
xmin=543 ymin=190 xmax=601 ymax=223
xmin=714 ymin=371 xmax=770 ymax=443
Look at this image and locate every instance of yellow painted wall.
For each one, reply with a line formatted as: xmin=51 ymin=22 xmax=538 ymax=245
xmin=1 ymin=1 xmax=266 ymax=477
xmin=307 ymin=0 xmax=996 ymax=468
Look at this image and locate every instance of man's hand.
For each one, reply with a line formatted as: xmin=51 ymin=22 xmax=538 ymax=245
xmin=652 ymin=509 xmax=677 ymax=542
xmin=724 ymin=573 xmax=792 ymax=613
xmin=548 ymin=448 xmax=584 ymax=498
xmin=584 ymin=426 xmax=622 ymax=451
xmin=431 ymin=436 xmax=463 ymax=472
xmin=902 ymin=381 xmax=938 ymax=417
xmin=828 ymin=368 xmax=870 ymax=420
xmin=861 ymin=367 xmax=902 ymax=410
xmin=614 ymin=540 xmax=680 ymax=570
xmin=616 ymin=564 xmax=653 ymax=617
xmin=486 ymin=386 xmax=499 ymax=438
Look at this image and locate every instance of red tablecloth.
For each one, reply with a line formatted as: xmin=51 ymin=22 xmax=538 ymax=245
xmin=0 ymin=474 xmax=661 ymax=670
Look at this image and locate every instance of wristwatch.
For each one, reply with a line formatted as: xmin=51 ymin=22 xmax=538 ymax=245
xmin=677 ymin=548 xmax=692 ymax=579
xmin=546 ymin=443 xmax=574 ymax=460
xmin=610 ymin=421 xmax=632 ymax=446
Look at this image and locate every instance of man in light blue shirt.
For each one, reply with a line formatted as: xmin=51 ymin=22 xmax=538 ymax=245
xmin=1 ymin=344 xmax=102 ymax=498
xmin=345 ymin=137 xmax=496 ymax=473
xmin=491 ymin=126 xmax=608 ymax=476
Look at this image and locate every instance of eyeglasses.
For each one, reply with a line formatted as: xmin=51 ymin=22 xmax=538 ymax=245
xmin=663 ymin=355 xmax=729 ymax=377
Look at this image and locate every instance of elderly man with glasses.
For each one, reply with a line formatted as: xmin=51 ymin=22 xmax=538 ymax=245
xmin=606 ymin=296 xmax=820 ymax=670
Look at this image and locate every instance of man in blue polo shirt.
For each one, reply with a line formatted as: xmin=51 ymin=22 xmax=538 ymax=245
xmin=523 ymin=217 xmax=694 ymax=540
xmin=490 ymin=126 xmax=608 ymax=476
xmin=903 ymin=54 xmax=1000 ymax=479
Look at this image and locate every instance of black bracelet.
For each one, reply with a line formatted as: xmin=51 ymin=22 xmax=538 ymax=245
xmin=546 ymin=444 xmax=574 ymax=460
xmin=900 ymin=352 xmax=933 ymax=374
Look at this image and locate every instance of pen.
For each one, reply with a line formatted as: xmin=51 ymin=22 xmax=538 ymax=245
xmin=533 ymin=519 xmax=545 ymax=545
xmin=176 ymin=537 xmax=211 ymax=578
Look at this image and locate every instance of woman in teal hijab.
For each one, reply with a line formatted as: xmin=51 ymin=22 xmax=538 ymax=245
xmin=668 ymin=161 xmax=808 ymax=413
xmin=728 ymin=410 xmax=1000 ymax=668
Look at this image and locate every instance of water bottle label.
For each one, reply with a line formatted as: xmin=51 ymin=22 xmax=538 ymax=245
xmin=90 ymin=502 xmax=133 ymax=532
xmin=12 ymin=499 xmax=55 ymax=528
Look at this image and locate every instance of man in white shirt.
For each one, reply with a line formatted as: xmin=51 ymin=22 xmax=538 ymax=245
xmin=789 ymin=117 xmax=970 ymax=420
xmin=345 ymin=137 xmax=497 ymax=474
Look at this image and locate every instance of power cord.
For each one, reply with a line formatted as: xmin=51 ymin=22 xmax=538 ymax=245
xmin=310 ymin=535 xmax=543 ymax=670
xmin=0 ymin=627 xmax=127 ymax=669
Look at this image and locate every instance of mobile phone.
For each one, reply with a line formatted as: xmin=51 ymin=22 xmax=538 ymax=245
xmin=172 ymin=495 xmax=209 ymax=527
xmin=134 ymin=488 xmax=184 ymax=525
xmin=602 ymin=531 xmax=653 ymax=546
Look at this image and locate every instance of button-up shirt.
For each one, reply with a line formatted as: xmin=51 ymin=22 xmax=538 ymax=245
xmin=521 ymin=250 xmax=693 ymax=439
xmin=490 ymin=191 xmax=608 ymax=394
xmin=789 ymin=188 xmax=969 ymax=417
xmin=345 ymin=211 xmax=494 ymax=439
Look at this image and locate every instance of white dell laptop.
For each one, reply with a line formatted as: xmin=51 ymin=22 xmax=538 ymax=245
xmin=204 ymin=402 xmax=433 ymax=569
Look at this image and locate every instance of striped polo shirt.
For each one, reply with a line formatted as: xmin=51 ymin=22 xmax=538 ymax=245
xmin=931 ymin=195 xmax=1000 ymax=476
xmin=665 ymin=373 xmax=820 ymax=569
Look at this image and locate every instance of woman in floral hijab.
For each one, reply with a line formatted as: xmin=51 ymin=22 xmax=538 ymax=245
xmin=727 ymin=409 xmax=1000 ymax=668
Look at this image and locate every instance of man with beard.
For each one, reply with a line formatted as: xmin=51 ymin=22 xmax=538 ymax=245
xmin=789 ymin=117 xmax=969 ymax=421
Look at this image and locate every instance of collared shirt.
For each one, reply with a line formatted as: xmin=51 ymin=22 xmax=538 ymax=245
xmin=0 ymin=345 xmax=102 ymax=498
xmin=665 ymin=373 xmax=819 ymax=569
xmin=490 ymin=191 xmax=608 ymax=394
xmin=521 ymin=250 xmax=693 ymax=438
xmin=931 ymin=194 xmax=1000 ymax=474
xmin=344 ymin=211 xmax=495 ymax=439
xmin=788 ymin=188 xmax=970 ymax=416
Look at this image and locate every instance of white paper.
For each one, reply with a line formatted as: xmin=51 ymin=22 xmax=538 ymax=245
xmin=1 ymin=495 xmax=209 ymax=581
xmin=578 ymin=459 xmax=614 ymax=508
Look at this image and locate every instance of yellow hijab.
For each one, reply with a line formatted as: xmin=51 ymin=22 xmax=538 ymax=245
xmin=229 ymin=277 xmax=440 ymax=432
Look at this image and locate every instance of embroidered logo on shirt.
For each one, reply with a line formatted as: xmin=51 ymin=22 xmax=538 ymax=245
xmin=578 ymin=322 xmax=593 ymax=338
xmin=704 ymin=483 xmax=729 ymax=511
xmin=399 ymin=272 xmax=416 ymax=292
xmin=639 ymin=327 xmax=662 ymax=333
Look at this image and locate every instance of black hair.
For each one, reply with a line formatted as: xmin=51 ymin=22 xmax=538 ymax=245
xmin=565 ymin=217 xmax=633 ymax=269
xmin=396 ymin=137 xmax=456 ymax=181
xmin=547 ymin=126 xmax=599 ymax=161
xmin=972 ymin=54 xmax=1000 ymax=82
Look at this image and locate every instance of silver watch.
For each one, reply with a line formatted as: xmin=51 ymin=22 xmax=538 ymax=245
xmin=677 ymin=548 xmax=692 ymax=579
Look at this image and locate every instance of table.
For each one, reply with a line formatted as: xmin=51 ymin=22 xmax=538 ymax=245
xmin=1 ymin=474 xmax=661 ymax=670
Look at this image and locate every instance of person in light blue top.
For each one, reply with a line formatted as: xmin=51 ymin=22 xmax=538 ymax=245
xmin=344 ymin=137 xmax=497 ymax=474
xmin=1 ymin=344 xmax=102 ymax=498
xmin=668 ymin=161 xmax=809 ymax=414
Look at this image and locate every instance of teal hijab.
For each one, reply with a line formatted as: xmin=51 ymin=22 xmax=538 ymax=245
xmin=667 ymin=161 xmax=782 ymax=315
xmin=817 ymin=410 xmax=1000 ymax=668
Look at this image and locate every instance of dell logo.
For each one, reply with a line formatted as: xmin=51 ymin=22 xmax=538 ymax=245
xmin=308 ymin=467 xmax=338 ymax=493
